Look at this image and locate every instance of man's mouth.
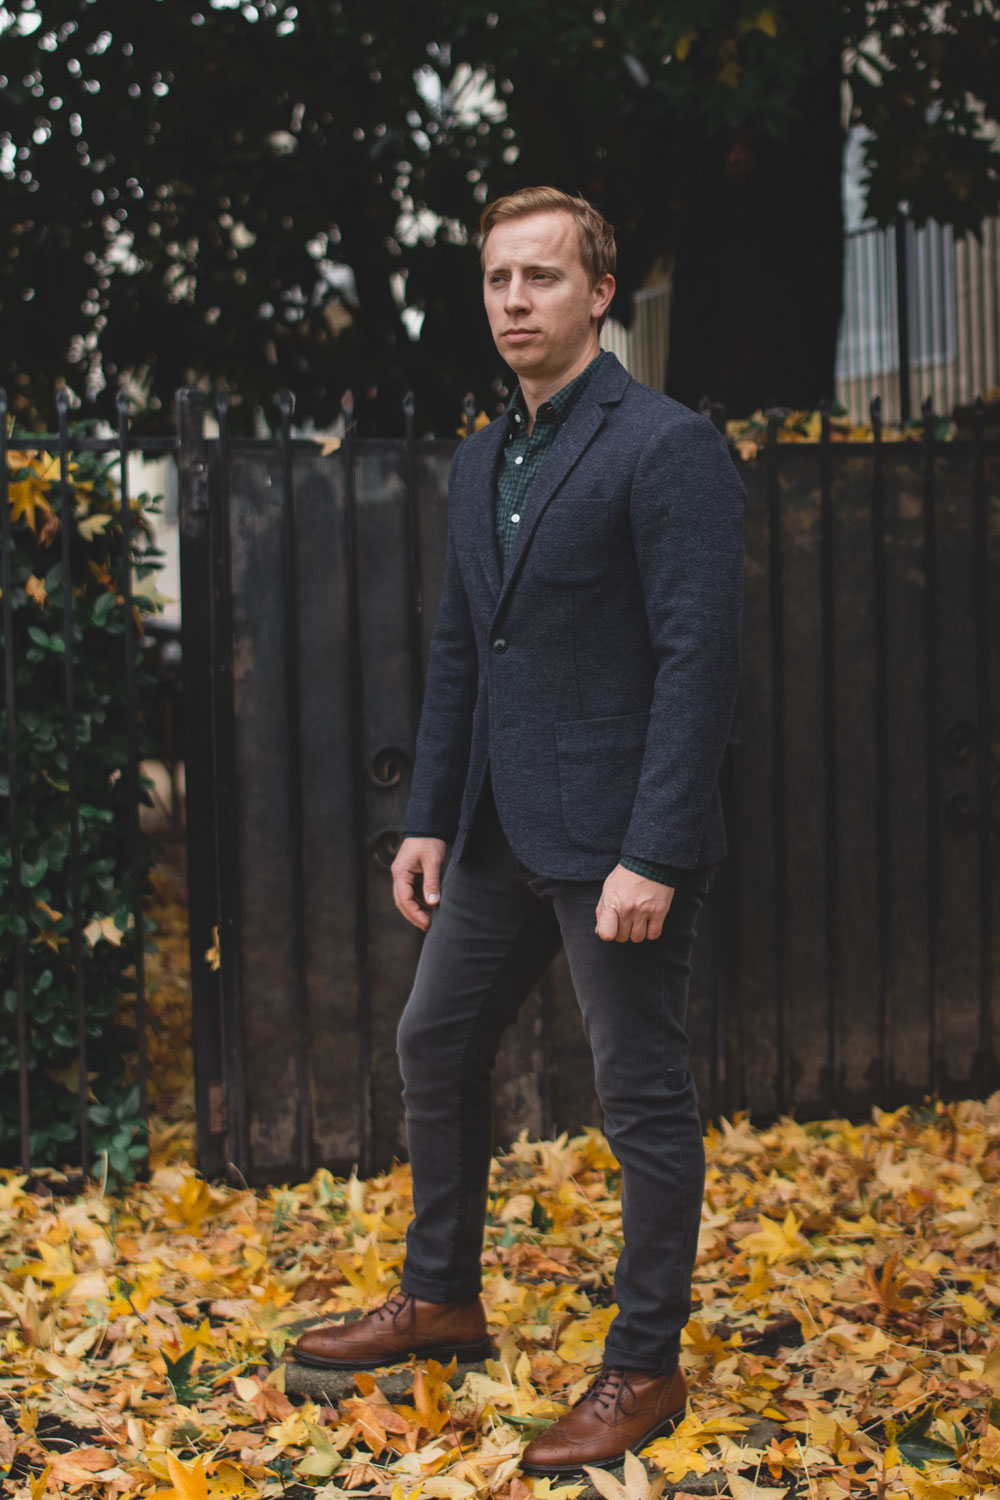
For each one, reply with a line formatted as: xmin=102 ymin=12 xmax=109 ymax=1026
xmin=502 ymin=329 xmax=538 ymax=341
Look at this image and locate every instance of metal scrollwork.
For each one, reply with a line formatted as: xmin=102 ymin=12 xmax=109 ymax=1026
xmin=373 ymin=829 xmax=402 ymax=869
xmin=368 ymin=746 xmax=411 ymax=788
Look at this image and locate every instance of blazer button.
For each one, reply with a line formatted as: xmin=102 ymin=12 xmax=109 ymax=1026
xmin=493 ymin=637 xmax=509 ymax=654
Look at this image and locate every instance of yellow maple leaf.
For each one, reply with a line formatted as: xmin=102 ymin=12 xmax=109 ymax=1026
xmin=83 ymin=912 xmax=130 ymax=948
xmin=77 ymin=511 xmax=113 ymax=541
xmin=728 ymin=1478 xmax=789 ymax=1500
xmin=163 ymin=1174 xmax=229 ymax=1229
xmin=584 ymin=1450 xmax=667 ymax=1500
xmin=25 ymin=574 xmax=47 ymax=606
xmin=741 ymin=1209 xmax=811 ymax=1265
xmin=455 ymin=409 xmax=490 ymax=438
xmin=528 ymin=1481 xmax=585 ymax=1500
xmin=674 ymin=28 xmax=697 ymax=60
xmin=0 ymin=1173 xmax=29 ymax=1210
xmin=8 ymin=476 xmax=53 ymax=533
xmin=29 ymin=1464 xmax=52 ymax=1500
xmin=158 ymin=1454 xmax=210 ymax=1500
xmin=205 ymin=925 xmax=221 ymax=970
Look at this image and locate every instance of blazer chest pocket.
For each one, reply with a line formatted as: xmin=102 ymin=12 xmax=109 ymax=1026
xmin=529 ymin=499 xmax=611 ymax=585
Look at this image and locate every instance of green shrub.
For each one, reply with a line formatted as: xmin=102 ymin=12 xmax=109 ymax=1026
xmin=1 ymin=433 xmax=164 ymax=1181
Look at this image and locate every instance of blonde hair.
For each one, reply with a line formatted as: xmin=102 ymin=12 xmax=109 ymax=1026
xmin=479 ymin=187 xmax=617 ymax=284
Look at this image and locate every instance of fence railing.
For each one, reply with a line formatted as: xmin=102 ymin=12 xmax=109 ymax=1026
xmin=0 ymin=390 xmax=179 ymax=1174
xmin=3 ymin=386 xmax=998 ymax=1183
xmin=836 ymin=213 xmax=1000 ymax=425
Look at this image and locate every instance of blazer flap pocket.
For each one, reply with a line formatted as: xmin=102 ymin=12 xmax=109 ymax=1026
xmin=556 ymin=711 xmax=649 ymax=756
xmin=529 ymin=498 xmax=611 ymax=584
xmin=555 ymin=712 xmax=649 ymax=853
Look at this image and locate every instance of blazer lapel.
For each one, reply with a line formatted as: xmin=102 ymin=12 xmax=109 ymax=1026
xmin=499 ymin=399 xmax=606 ymax=604
xmin=459 ymin=416 xmax=506 ymax=602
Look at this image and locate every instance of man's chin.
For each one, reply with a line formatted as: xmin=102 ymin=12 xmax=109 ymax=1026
xmin=501 ymin=346 xmax=546 ymax=377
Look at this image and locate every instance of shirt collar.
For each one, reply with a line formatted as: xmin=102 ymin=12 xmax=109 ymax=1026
xmin=505 ymin=348 xmax=608 ymax=436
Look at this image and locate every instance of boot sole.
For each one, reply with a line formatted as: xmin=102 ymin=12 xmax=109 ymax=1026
xmin=291 ymin=1337 xmax=496 ymax=1371
xmin=518 ymin=1404 xmax=686 ymax=1478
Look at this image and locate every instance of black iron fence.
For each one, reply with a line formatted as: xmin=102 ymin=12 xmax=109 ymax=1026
xmin=0 ymin=391 xmax=178 ymax=1174
xmin=3 ymin=388 xmax=998 ymax=1184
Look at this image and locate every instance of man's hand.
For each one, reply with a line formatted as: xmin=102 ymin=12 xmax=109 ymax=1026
xmin=595 ymin=864 xmax=674 ymax=943
xmin=391 ymin=837 xmax=448 ymax=932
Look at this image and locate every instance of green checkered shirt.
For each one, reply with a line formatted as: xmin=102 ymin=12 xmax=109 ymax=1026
xmin=495 ymin=352 xmax=609 ymax=573
xmin=495 ymin=352 xmax=689 ymax=890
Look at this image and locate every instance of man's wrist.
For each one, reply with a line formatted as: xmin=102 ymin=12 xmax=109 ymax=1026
xmin=620 ymin=854 xmax=688 ymax=887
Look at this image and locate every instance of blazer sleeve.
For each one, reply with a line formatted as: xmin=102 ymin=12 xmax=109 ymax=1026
xmin=621 ymin=412 xmax=746 ymax=869
xmin=402 ymin=449 xmax=479 ymax=842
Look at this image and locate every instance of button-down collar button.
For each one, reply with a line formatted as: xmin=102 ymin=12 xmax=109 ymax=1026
xmin=492 ymin=637 xmax=509 ymax=654
xmin=514 ymin=455 xmax=523 ymax=465
xmin=511 ymin=513 xmax=520 ymax=523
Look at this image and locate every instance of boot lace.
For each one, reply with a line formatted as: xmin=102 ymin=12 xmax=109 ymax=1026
xmin=376 ymin=1289 xmax=414 ymax=1327
xmin=580 ymin=1364 xmax=636 ymax=1419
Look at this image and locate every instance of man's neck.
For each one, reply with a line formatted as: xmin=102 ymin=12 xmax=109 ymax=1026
xmin=519 ymin=342 xmax=601 ymax=433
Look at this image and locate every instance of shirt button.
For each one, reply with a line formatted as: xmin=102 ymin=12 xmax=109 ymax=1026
xmin=511 ymin=513 xmax=520 ymax=523
xmin=514 ymin=455 xmax=523 ymax=465
xmin=493 ymin=637 xmax=509 ymax=654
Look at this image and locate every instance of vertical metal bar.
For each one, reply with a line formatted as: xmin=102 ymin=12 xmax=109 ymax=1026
xmin=870 ymin=396 xmax=891 ymax=1101
xmin=971 ymin=397 xmax=993 ymax=1095
xmin=922 ymin=395 xmax=940 ymax=1092
xmin=176 ymin=388 xmax=226 ymax=1179
xmin=342 ymin=390 xmax=374 ymax=1175
xmin=818 ymin=402 xmax=839 ymax=1111
xmin=1 ymin=390 xmax=30 ymax=1168
xmin=895 ymin=215 xmax=912 ymax=425
xmin=402 ymin=391 xmax=425 ymax=730
xmin=211 ymin=392 xmax=246 ymax=1171
xmin=992 ymin=218 xmax=1000 ymax=393
xmin=765 ymin=413 xmax=787 ymax=1112
xmin=277 ymin=391 xmax=313 ymax=1183
xmin=715 ymin=394 xmax=737 ymax=1119
xmin=56 ymin=389 xmax=89 ymax=1171
xmin=115 ymin=392 xmax=148 ymax=1129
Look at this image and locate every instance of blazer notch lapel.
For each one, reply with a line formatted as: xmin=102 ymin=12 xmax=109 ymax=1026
xmin=459 ymin=419 xmax=505 ymax=602
xmin=497 ymin=397 xmax=607 ymax=601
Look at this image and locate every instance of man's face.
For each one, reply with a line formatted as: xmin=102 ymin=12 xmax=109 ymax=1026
xmin=482 ymin=210 xmax=615 ymax=384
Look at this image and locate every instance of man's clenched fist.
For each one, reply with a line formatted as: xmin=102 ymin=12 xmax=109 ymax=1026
xmin=595 ymin=864 xmax=674 ymax=943
xmin=391 ymin=837 xmax=448 ymax=932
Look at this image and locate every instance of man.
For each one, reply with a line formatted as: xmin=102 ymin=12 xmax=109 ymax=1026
xmin=292 ymin=187 xmax=746 ymax=1476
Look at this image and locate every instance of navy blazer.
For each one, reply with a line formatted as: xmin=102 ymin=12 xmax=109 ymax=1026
xmin=403 ymin=353 xmax=746 ymax=881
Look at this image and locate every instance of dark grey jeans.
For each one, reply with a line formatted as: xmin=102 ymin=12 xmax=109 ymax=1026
xmin=396 ymin=793 xmax=712 ymax=1373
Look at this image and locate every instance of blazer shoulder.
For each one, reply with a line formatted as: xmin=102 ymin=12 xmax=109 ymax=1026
xmin=619 ymin=378 xmax=720 ymax=436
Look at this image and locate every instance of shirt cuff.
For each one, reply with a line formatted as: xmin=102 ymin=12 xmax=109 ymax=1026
xmin=620 ymin=854 xmax=691 ymax=887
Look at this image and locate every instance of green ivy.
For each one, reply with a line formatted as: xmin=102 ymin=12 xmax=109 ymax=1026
xmin=1 ymin=432 xmax=164 ymax=1184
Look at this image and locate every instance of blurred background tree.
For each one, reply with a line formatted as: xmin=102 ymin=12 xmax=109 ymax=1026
xmin=2 ymin=0 xmax=999 ymax=431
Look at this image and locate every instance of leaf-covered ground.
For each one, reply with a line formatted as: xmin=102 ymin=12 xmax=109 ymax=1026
xmin=2 ymin=853 xmax=1000 ymax=1500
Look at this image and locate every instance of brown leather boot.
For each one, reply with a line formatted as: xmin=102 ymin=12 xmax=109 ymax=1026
xmin=290 ymin=1289 xmax=493 ymax=1370
xmin=519 ymin=1364 xmax=687 ymax=1476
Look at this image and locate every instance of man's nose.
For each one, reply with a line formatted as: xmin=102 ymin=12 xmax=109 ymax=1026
xmin=504 ymin=275 xmax=530 ymax=312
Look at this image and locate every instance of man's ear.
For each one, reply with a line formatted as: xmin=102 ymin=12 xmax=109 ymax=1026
xmin=592 ymin=273 xmax=616 ymax=322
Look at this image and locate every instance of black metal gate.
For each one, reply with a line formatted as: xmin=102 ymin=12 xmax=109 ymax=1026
xmin=178 ymin=392 xmax=1000 ymax=1185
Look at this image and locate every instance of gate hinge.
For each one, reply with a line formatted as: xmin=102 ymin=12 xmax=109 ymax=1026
xmin=208 ymin=1082 xmax=228 ymax=1135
